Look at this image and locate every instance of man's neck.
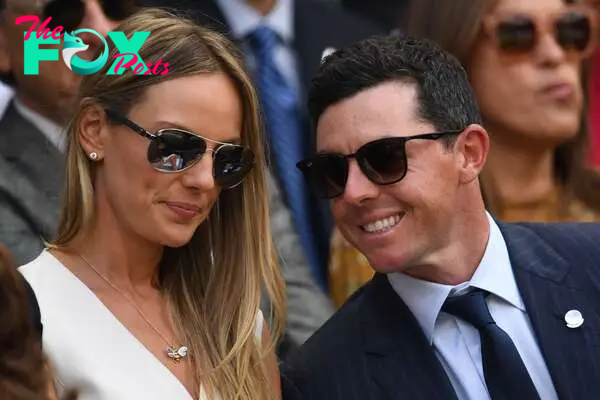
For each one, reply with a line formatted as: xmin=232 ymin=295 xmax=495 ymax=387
xmin=246 ymin=0 xmax=277 ymax=15
xmin=403 ymin=197 xmax=491 ymax=286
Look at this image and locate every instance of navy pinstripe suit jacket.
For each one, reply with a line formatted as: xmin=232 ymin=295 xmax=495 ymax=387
xmin=281 ymin=222 xmax=600 ymax=400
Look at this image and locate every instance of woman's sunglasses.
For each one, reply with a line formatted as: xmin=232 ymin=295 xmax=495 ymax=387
xmin=43 ymin=0 xmax=137 ymax=32
xmin=296 ymin=131 xmax=461 ymax=199
xmin=483 ymin=6 xmax=597 ymax=57
xmin=105 ymin=110 xmax=255 ymax=189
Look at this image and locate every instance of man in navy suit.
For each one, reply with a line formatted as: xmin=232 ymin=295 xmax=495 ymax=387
xmin=281 ymin=34 xmax=600 ymax=400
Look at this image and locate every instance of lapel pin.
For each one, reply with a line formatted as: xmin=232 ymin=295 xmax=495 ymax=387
xmin=564 ymin=309 xmax=584 ymax=329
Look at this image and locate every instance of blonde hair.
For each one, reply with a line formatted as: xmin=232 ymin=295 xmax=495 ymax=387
xmin=51 ymin=8 xmax=285 ymax=399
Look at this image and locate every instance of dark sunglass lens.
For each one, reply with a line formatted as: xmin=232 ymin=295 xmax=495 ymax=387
xmin=101 ymin=0 xmax=137 ymax=21
xmin=496 ymin=17 xmax=536 ymax=52
xmin=359 ymin=138 xmax=407 ymax=185
xmin=148 ymin=130 xmax=206 ymax=172
xmin=298 ymin=155 xmax=348 ymax=199
xmin=213 ymin=146 xmax=255 ymax=188
xmin=43 ymin=0 xmax=85 ymax=32
xmin=556 ymin=12 xmax=591 ymax=52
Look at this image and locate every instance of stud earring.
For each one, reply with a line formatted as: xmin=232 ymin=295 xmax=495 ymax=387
xmin=89 ymin=152 xmax=98 ymax=161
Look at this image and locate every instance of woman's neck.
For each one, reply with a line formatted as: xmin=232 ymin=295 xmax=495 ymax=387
xmin=482 ymin=133 xmax=556 ymax=208
xmin=71 ymin=199 xmax=163 ymax=290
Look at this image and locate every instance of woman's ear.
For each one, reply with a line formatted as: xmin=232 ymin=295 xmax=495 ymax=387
xmin=78 ymin=102 xmax=109 ymax=161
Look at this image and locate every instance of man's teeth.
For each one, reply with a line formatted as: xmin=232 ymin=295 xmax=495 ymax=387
xmin=363 ymin=215 xmax=401 ymax=233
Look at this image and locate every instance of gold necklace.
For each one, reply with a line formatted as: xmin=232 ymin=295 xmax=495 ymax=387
xmin=77 ymin=253 xmax=189 ymax=362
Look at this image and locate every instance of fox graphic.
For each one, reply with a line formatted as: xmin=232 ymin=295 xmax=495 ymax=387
xmin=62 ymin=30 xmax=108 ymax=75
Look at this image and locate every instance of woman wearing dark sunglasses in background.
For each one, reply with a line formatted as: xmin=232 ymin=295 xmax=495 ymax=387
xmin=325 ymin=0 xmax=600 ymax=308
xmin=19 ymin=8 xmax=284 ymax=400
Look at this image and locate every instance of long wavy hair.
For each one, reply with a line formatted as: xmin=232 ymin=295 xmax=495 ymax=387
xmin=407 ymin=0 xmax=600 ymax=216
xmin=50 ymin=8 xmax=285 ymax=399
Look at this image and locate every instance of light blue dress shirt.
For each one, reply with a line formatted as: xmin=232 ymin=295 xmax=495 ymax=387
xmin=388 ymin=212 xmax=559 ymax=400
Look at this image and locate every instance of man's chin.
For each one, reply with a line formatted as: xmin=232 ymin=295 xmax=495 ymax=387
xmin=362 ymin=252 xmax=405 ymax=274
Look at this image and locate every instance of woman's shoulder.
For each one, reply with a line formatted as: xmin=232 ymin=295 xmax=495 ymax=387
xmin=19 ymin=248 xmax=56 ymax=271
xmin=19 ymin=250 xmax=68 ymax=302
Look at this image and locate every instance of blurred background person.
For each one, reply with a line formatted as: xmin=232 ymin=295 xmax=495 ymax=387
xmin=585 ymin=0 xmax=600 ymax=166
xmin=20 ymin=8 xmax=284 ymax=399
xmin=411 ymin=0 xmax=600 ymax=222
xmin=0 ymin=0 xmax=14 ymax=117
xmin=328 ymin=0 xmax=600 ymax=307
xmin=0 ymin=0 xmax=136 ymax=265
xmin=0 ymin=243 xmax=46 ymax=399
xmin=0 ymin=242 xmax=79 ymax=400
xmin=265 ymin=170 xmax=334 ymax=358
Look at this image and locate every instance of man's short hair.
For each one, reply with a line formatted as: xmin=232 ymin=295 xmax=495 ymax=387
xmin=308 ymin=34 xmax=482 ymax=134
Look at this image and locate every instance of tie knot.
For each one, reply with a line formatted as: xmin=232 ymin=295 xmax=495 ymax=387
xmin=442 ymin=289 xmax=495 ymax=330
xmin=247 ymin=25 xmax=280 ymax=57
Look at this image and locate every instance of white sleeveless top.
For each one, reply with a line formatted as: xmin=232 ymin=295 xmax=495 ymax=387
xmin=19 ymin=250 xmax=264 ymax=400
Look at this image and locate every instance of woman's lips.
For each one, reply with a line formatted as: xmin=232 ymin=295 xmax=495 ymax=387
xmin=164 ymin=201 xmax=201 ymax=220
xmin=541 ymin=82 xmax=575 ymax=101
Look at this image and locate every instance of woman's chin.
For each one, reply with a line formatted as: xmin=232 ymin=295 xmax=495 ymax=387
xmin=151 ymin=227 xmax=198 ymax=249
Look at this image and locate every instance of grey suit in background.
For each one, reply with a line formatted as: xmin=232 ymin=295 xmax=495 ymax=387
xmin=0 ymin=103 xmax=63 ymax=265
xmin=265 ymin=172 xmax=334 ymax=351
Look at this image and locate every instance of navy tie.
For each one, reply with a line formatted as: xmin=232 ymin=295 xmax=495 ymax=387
xmin=247 ymin=26 xmax=323 ymax=288
xmin=442 ymin=289 xmax=541 ymax=400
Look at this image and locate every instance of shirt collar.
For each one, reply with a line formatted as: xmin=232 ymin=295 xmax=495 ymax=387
xmin=13 ymin=97 xmax=66 ymax=152
xmin=216 ymin=0 xmax=294 ymax=43
xmin=387 ymin=212 xmax=525 ymax=344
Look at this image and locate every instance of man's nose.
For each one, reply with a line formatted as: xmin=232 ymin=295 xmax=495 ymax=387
xmin=342 ymin=160 xmax=380 ymax=205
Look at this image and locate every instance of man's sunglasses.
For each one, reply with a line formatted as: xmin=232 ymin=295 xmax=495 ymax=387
xmin=482 ymin=6 xmax=597 ymax=57
xmin=105 ymin=110 xmax=255 ymax=189
xmin=296 ymin=131 xmax=461 ymax=199
xmin=43 ymin=0 xmax=137 ymax=32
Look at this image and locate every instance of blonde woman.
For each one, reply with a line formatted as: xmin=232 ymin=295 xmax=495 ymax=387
xmin=19 ymin=8 xmax=285 ymax=400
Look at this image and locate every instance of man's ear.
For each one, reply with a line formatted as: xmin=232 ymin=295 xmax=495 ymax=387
xmin=78 ymin=102 xmax=109 ymax=161
xmin=454 ymin=123 xmax=489 ymax=184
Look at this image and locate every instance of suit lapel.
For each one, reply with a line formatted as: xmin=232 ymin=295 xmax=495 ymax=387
xmin=361 ymin=274 xmax=458 ymax=400
xmin=0 ymin=102 xmax=64 ymax=238
xmin=500 ymin=223 xmax=600 ymax=400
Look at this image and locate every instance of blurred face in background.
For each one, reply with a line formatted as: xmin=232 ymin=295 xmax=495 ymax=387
xmin=468 ymin=0 xmax=593 ymax=148
xmin=0 ymin=0 xmax=134 ymax=124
